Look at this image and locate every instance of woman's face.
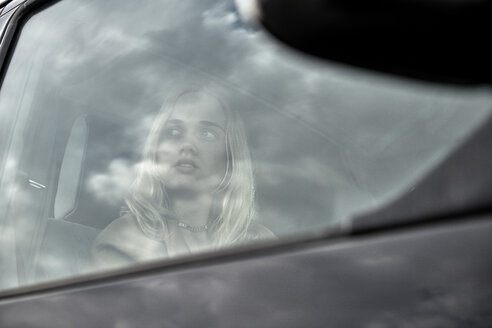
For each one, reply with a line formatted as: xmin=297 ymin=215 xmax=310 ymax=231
xmin=156 ymin=93 xmax=228 ymax=195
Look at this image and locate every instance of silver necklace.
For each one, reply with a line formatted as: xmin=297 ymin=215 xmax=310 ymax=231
xmin=176 ymin=220 xmax=208 ymax=233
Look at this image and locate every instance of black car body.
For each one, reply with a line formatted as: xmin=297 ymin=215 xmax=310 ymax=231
xmin=0 ymin=0 xmax=491 ymax=326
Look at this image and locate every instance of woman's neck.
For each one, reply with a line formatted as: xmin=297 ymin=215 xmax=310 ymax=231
xmin=169 ymin=192 xmax=213 ymax=227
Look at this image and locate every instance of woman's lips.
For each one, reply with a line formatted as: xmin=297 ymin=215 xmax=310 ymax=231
xmin=174 ymin=159 xmax=198 ymax=174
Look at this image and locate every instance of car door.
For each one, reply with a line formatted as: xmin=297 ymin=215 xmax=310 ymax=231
xmin=0 ymin=0 xmax=491 ymax=327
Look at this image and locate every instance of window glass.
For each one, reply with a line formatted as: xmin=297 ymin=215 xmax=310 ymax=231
xmin=0 ymin=0 xmax=491 ymax=289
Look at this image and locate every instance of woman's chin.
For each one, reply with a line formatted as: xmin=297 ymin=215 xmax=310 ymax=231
xmin=167 ymin=187 xmax=201 ymax=199
xmin=166 ymin=180 xmax=222 ymax=198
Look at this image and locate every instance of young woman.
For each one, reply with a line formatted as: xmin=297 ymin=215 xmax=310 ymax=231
xmin=92 ymin=89 xmax=275 ymax=267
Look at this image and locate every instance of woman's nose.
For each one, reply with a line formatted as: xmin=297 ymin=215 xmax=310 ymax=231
xmin=179 ymin=139 xmax=198 ymax=155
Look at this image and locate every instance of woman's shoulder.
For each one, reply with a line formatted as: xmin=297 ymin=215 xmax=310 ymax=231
xmin=91 ymin=214 xmax=167 ymax=268
xmin=93 ymin=214 xmax=144 ymax=249
xmin=246 ymin=221 xmax=277 ymax=241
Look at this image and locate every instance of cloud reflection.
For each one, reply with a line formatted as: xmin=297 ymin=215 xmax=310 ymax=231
xmin=87 ymin=159 xmax=135 ymax=206
xmin=0 ymin=0 xmax=492 ymax=291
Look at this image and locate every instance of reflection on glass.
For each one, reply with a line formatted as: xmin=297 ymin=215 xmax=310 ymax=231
xmin=0 ymin=0 xmax=491 ymax=291
xmin=92 ymin=89 xmax=275 ymax=268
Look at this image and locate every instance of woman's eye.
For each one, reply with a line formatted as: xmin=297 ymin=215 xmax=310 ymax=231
xmin=199 ymin=128 xmax=218 ymax=141
xmin=164 ymin=127 xmax=182 ymax=139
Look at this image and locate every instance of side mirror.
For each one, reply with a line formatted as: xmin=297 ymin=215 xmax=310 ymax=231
xmin=252 ymin=0 xmax=492 ymax=84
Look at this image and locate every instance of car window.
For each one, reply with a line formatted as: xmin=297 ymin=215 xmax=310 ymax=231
xmin=0 ymin=0 xmax=491 ymax=290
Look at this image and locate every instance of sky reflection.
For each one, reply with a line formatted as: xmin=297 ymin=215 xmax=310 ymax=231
xmin=0 ymin=0 xmax=491 ymax=289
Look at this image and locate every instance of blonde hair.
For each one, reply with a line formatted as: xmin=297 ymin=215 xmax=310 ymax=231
xmin=125 ymin=88 xmax=255 ymax=249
